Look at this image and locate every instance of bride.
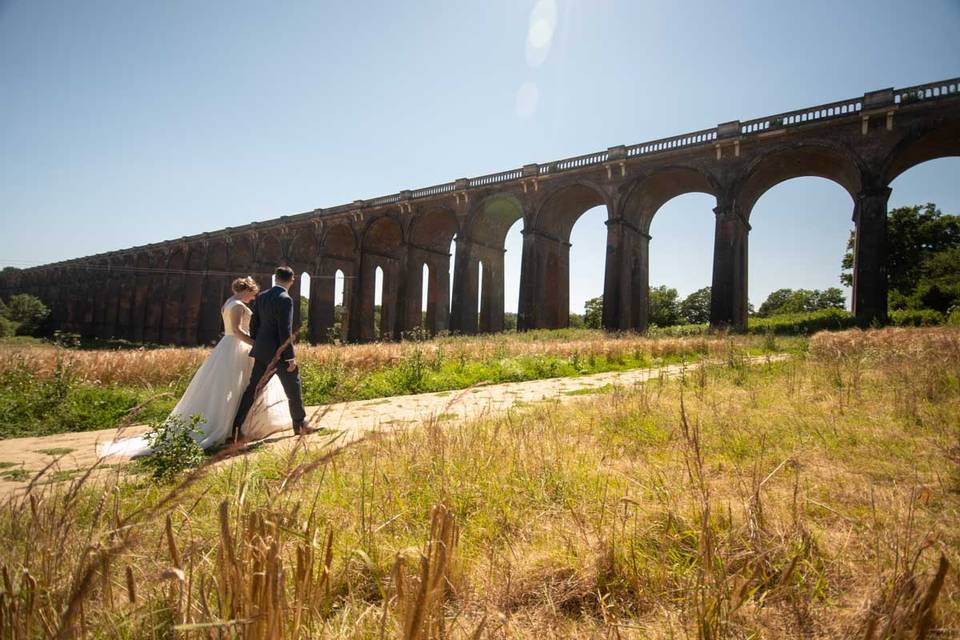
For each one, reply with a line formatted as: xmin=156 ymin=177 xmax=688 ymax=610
xmin=99 ymin=277 xmax=292 ymax=457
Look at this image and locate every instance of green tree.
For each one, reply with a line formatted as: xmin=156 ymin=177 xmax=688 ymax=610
xmin=4 ymin=294 xmax=50 ymax=336
xmin=841 ymin=203 xmax=960 ymax=312
xmin=649 ymin=285 xmax=680 ymax=327
xmin=679 ymin=287 xmax=711 ymax=324
xmin=758 ymin=288 xmax=845 ymax=317
xmin=583 ymin=296 xmax=603 ymax=329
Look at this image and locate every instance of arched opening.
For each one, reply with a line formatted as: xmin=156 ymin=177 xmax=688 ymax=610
xmin=421 ymin=263 xmax=430 ymax=328
xmin=359 ymin=215 xmax=402 ymax=341
xmin=457 ymin=196 xmax=525 ymax=334
xmin=298 ymin=272 xmax=311 ymax=342
xmin=618 ymin=168 xmax=719 ymax=331
xmin=732 ymin=145 xmax=862 ymax=328
xmin=748 ymin=178 xmax=855 ymax=317
xmin=648 ymin=193 xmax=717 ymax=327
xmin=502 ymin=219 xmax=523 ymax=331
xmin=334 ymin=269 xmax=347 ymax=342
xmin=374 ymin=265 xmax=385 ymax=340
xmin=313 ymin=222 xmax=356 ymax=343
xmin=408 ymin=209 xmax=457 ymax=335
xmin=566 ymin=206 xmax=607 ymax=328
xmin=521 ymin=183 xmax=608 ymax=330
xmin=477 ymin=260 xmax=484 ymax=327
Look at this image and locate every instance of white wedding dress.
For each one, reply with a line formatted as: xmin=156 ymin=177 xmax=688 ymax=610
xmin=99 ymin=297 xmax=292 ymax=457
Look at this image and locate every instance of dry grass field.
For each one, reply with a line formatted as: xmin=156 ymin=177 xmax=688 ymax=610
xmin=0 ymin=330 xmax=767 ymax=387
xmin=0 ymin=327 xmax=957 ymax=638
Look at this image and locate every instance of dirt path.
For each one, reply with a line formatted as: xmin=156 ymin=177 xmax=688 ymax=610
xmin=0 ymin=355 xmax=785 ymax=495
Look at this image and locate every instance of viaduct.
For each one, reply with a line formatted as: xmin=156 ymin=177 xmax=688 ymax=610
xmin=2 ymin=78 xmax=958 ymax=344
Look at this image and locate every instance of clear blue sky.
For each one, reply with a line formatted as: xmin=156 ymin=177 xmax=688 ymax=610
xmin=1 ymin=0 xmax=958 ymax=313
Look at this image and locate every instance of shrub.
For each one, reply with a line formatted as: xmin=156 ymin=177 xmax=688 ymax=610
xmin=747 ymin=308 xmax=858 ymax=335
xmin=0 ymin=316 xmax=18 ymax=338
xmin=4 ymin=294 xmax=50 ymax=336
xmin=139 ymin=413 xmax=207 ymax=482
xmin=889 ymin=308 xmax=945 ymax=327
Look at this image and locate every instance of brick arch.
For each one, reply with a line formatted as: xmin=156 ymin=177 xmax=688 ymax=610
xmin=530 ymin=180 xmax=610 ymax=241
xmin=199 ymin=239 xmax=230 ymax=344
xmin=287 ymin=226 xmax=319 ymax=271
xmin=356 ymin=215 xmax=404 ymax=340
xmin=361 ymin=215 xmax=404 ymax=256
xmin=161 ymin=246 xmax=187 ymax=344
xmin=466 ymin=194 xmax=525 ymax=248
xmin=883 ymin=119 xmax=960 ymax=185
xmin=619 ymin=166 xmax=720 ymax=234
xmin=321 ymin=220 xmax=357 ymax=259
xmin=256 ymin=233 xmax=284 ymax=288
xmin=409 ymin=207 xmax=459 ymax=251
xmin=736 ymin=142 xmax=862 ymax=217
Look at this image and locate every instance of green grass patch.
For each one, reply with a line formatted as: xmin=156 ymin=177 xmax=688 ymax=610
xmin=35 ymin=447 xmax=76 ymax=456
xmin=0 ymin=468 xmax=30 ymax=482
xmin=562 ymin=384 xmax=614 ymax=396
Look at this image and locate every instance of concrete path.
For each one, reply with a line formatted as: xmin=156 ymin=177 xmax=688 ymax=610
xmin=0 ymin=355 xmax=784 ymax=495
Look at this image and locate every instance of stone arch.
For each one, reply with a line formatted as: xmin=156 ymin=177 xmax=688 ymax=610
xmin=130 ymin=252 xmax=152 ymax=341
xmin=451 ymin=195 xmax=526 ymax=334
xmin=321 ymin=220 xmax=358 ymax=259
xmin=882 ymin=119 xmax=960 ymax=185
xmin=357 ymin=215 xmax=403 ymax=340
xmin=608 ymin=166 xmax=720 ymax=332
xmin=111 ymin=255 xmax=136 ymax=340
xmin=519 ymin=181 xmax=611 ymax=330
xmin=736 ymin=142 xmax=862 ymax=217
xmin=142 ymin=251 xmax=168 ymax=343
xmin=310 ymin=220 xmax=357 ymax=343
xmin=619 ymin=166 xmax=720 ymax=234
xmin=228 ymin=233 xmax=256 ymax=276
xmin=406 ymin=208 xmax=458 ymax=335
xmin=199 ymin=239 xmax=230 ymax=344
xmin=530 ymin=180 xmax=611 ymax=239
xmin=256 ymin=233 xmax=284 ymax=289
xmin=285 ymin=226 xmax=319 ymax=331
xmin=466 ymin=194 xmax=525 ymax=248
xmin=161 ymin=245 xmax=187 ymax=344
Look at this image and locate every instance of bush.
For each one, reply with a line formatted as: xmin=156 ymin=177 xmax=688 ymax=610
xmin=0 ymin=316 xmax=18 ymax=338
xmin=139 ymin=413 xmax=207 ymax=482
xmin=889 ymin=308 xmax=945 ymax=327
xmin=746 ymin=308 xmax=858 ymax=335
xmin=4 ymin=294 xmax=50 ymax=336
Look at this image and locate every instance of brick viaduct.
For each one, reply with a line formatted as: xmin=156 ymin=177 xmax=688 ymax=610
xmin=2 ymin=78 xmax=958 ymax=344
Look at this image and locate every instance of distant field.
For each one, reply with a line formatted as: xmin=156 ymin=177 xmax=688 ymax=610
xmin=0 ymin=330 xmax=800 ymax=439
xmin=0 ymin=326 xmax=956 ymax=637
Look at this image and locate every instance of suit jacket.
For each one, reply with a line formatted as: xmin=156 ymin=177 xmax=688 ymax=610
xmin=248 ymin=286 xmax=296 ymax=364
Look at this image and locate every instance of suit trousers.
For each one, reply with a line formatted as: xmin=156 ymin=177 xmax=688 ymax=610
xmin=233 ymin=359 xmax=307 ymax=435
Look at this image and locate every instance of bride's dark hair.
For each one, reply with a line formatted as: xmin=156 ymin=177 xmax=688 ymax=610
xmin=231 ymin=276 xmax=260 ymax=295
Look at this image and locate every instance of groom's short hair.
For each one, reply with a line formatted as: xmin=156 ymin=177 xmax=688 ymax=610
xmin=275 ymin=266 xmax=295 ymax=283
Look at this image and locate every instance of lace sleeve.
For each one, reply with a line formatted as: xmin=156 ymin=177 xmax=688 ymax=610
xmin=227 ymin=304 xmax=254 ymax=345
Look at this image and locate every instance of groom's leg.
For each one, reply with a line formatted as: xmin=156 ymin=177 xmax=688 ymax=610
xmin=276 ymin=367 xmax=307 ymax=427
xmin=232 ymin=360 xmax=269 ymax=436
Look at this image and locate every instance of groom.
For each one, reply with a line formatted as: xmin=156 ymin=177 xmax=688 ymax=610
xmin=232 ymin=266 xmax=315 ymax=438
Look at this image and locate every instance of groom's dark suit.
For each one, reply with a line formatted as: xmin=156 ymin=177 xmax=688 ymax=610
xmin=232 ymin=285 xmax=306 ymax=435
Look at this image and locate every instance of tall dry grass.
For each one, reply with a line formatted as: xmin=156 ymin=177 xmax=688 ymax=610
xmin=0 ymin=332 xmax=759 ymax=387
xmin=0 ymin=327 xmax=956 ymax=638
